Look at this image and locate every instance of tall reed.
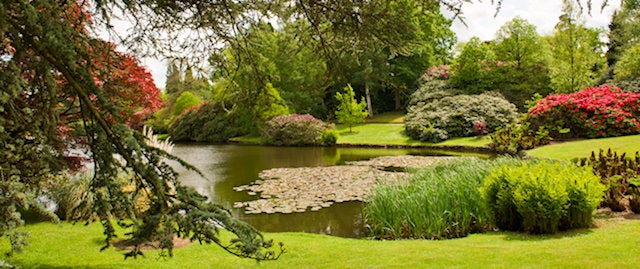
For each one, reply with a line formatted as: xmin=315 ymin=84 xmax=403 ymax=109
xmin=365 ymin=157 xmax=526 ymax=240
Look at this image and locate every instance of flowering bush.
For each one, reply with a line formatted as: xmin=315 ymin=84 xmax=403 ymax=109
xmin=528 ymin=85 xmax=640 ymax=138
xmin=262 ymin=114 xmax=336 ymax=146
xmin=405 ymin=92 xmax=518 ymax=142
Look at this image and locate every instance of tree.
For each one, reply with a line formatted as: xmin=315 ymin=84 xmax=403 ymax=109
xmin=173 ymin=91 xmax=202 ymax=117
xmin=492 ymin=17 xmax=552 ymax=109
xmin=335 ymin=84 xmax=369 ymax=133
xmin=614 ymin=43 xmax=640 ymax=81
xmin=1 ymin=0 xmax=281 ymax=263
xmin=450 ymin=37 xmax=497 ymax=94
xmin=547 ymin=0 xmax=606 ymax=93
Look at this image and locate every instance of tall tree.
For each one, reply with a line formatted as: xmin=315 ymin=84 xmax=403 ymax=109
xmin=450 ymin=37 xmax=496 ymax=94
xmin=1 ymin=0 xmax=281 ymax=262
xmin=547 ymin=0 xmax=606 ymax=93
xmin=492 ymin=17 xmax=552 ymax=109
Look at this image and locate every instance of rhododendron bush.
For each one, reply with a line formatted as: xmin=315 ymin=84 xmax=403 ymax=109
xmin=528 ymin=85 xmax=640 ymax=138
xmin=262 ymin=114 xmax=337 ymax=146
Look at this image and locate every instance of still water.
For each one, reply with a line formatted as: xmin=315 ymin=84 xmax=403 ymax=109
xmin=171 ymin=144 xmax=456 ymax=238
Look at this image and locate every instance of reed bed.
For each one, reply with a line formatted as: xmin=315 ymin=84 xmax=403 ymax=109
xmin=365 ymin=157 xmax=527 ymax=240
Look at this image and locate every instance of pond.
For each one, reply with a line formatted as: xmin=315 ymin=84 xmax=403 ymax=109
xmin=171 ymin=144 xmax=462 ymax=238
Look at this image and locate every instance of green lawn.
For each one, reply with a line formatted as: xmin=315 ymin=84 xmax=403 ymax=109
xmin=3 ymin=219 xmax=639 ymax=268
xmin=336 ymin=123 xmax=491 ymax=148
xmin=527 ymin=134 xmax=640 ymax=160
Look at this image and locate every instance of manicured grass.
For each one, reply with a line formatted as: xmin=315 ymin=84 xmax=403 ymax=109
xmin=527 ymin=134 xmax=640 ymax=160
xmin=336 ymin=123 xmax=491 ymax=148
xmin=365 ymin=111 xmax=405 ymax=123
xmin=3 ymin=219 xmax=640 ymax=268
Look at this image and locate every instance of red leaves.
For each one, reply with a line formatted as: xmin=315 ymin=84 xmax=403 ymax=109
xmin=528 ymin=85 xmax=640 ymax=138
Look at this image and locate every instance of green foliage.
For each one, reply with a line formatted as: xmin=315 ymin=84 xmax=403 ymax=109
xmin=450 ymin=37 xmax=496 ymax=94
xmin=254 ymin=83 xmax=290 ymax=123
xmin=169 ymin=103 xmax=243 ymax=142
xmin=46 ymin=172 xmax=96 ymax=221
xmin=614 ymin=43 xmax=640 ymax=81
xmin=481 ymin=161 xmax=604 ymax=234
xmin=320 ymin=129 xmax=339 ymax=146
xmin=547 ymin=2 xmax=606 ymax=93
xmin=405 ymin=91 xmax=518 ymax=142
xmin=365 ymin=158 xmax=521 ymax=240
xmin=335 ymin=85 xmax=369 ymax=132
xmin=489 ymin=120 xmax=553 ymax=156
xmin=172 ymin=91 xmax=202 ymax=117
xmin=578 ymin=149 xmax=640 ymax=212
xmin=261 ymin=114 xmax=335 ymax=146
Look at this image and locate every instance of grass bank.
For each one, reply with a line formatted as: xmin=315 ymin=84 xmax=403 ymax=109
xmin=527 ymin=134 xmax=640 ymax=160
xmin=3 ymin=219 xmax=639 ymax=268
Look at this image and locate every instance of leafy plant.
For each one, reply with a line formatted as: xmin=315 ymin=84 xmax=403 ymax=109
xmin=481 ymin=161 xmax=604 ymax=234
xmin=169 ymin=102 xmax=244 ymax=142
xmin=578 ymin=149 xmax=640 ymax=212
xmin=489 ymin=120 xmax=553 ymax=156
xmin=335 ymin=84 xmax=369 ymax=133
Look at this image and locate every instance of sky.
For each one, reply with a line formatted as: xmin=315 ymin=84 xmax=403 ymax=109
xmin=133 ymin=0 xmax=621 ymax=89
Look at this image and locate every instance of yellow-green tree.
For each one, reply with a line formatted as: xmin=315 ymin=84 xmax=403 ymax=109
xmin=335 ymin=84 xmax=369 ymax=133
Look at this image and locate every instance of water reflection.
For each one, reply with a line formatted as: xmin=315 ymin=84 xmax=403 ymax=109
xmin=171 ymin=144 xmax=453 ymax=237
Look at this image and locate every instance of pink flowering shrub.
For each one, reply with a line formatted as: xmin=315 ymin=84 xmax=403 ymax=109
xmin=262 ymin=114 xmax=336 ymax=146
xmin=528 ymin=85 xmax=640 ymax=138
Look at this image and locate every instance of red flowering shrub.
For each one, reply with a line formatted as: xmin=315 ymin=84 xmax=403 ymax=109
xmin=528 ymin=85 xmax=640 ymax=138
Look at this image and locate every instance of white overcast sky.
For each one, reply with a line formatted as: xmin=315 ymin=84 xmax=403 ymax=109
xmin=132 ymin=0 xmax=620 ymax=89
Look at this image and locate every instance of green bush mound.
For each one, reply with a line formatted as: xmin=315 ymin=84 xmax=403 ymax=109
xmin=168 ymin=102 xmax=244 ymax=142
xmin=481 ymin=161 xmax=604 ymax=234
xmin=365 ymin=158 xmax=521 ymax=240
xmin=405 ymin=91 xmax=518 ymax=142
xmin=261 ymin=114 xmax=337 ymax=146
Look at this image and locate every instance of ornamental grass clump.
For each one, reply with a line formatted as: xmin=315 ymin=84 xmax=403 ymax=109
xmin=365 ymin=158 xmax=521 ymax=240
xmin=261 ymin=114 xmax=337 ymax=146
xmin=528 ymin=85 xmax=640 ymax=138
xmin=481 ymin=161 xmax=604 ymax=234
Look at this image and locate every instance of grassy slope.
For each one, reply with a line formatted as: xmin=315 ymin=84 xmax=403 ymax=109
xmin=527 ymin=134 xmax=640 ymax=160
xmin=3 ymin=220 xmax=640 ymax=268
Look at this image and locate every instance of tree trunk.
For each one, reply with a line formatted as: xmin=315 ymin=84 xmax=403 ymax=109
xmin=365 ymin=82 xmax=373 ymax=119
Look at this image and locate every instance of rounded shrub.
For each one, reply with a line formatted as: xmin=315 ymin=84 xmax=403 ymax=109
xmin=405 ymin=91 xmax=518 ymax=142
xmin=527 ymin=85 xmax=640 ymax=138
xmin=168 ymin=102 xmax=244 ymax=142
xmin=261 ymin=114 xmax=335 ymax=146
xmin=481 ymin=161 xmax=604 ymax=234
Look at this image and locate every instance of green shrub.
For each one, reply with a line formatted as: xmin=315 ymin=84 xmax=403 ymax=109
xmin=46 ymin=172 xmax=95 ymax=221
xmin=405 ymin=91 xmax=518 ymax=142
xmin=365 ymin=158 xmax=522 ymax=240
xmin=320 ymin=129 xmax=339 ymax=146
xmin=261 ymin=114 xmax=335 ymax=146
xmin=168 ymin=102 xmax=244 ymax=142
xmin=173 ymin=91 xmax=202 ymax=117
xmin=481 ymin=161 xmax=604 ymax=234
xmin=489 ymin=120 xmax=553 ymax=156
